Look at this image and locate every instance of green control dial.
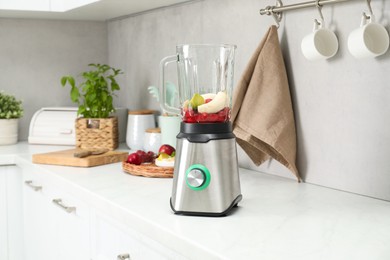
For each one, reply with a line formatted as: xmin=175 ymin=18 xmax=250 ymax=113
xmin=186 ymin=164 xmax=211 ymax=191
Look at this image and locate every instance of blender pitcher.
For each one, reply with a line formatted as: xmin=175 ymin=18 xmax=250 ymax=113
xmin=160 ymin=44 xmax=236 ymax=123
xmin=160 ymin=44 xmax=242 ymax=217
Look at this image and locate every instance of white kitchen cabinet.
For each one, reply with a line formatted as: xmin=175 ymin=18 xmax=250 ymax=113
xmin=91 ymin=211 xmax=186 ymax=260
xmin=0 ymin=167 xmax=8 ymax=260
xmin=51 ymin=189 xmax=90 ymax=260
xmin=22 ymin=173 xmax=56 ymax=260
xmin=22 ymin=168 xmax=90 ymax=260
xmin=0 ymin=165 xmax=24 ymax=260
xmin=0 ymin=0 xmax=50 ymax=11
xmin=0 ymin=0 xmax=193 ymax=21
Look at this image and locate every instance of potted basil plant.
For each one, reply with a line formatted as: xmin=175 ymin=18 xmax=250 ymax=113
xmin=61 ymin=63 xmax=122 ymax=150
xmin=0 ymin=91 xmax=23 ymax=145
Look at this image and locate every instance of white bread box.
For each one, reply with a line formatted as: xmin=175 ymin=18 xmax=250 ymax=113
xmin=28 ymin=107 xmax=78 ymax=145
xmin=28 ymin=107 xmax=128 ymax=145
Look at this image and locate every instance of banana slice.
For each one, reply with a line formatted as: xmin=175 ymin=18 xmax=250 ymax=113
xmin=201 ymin=93 xmax=216 ymax=100
xmin=198 ymin=91 xmax=227 ymax=114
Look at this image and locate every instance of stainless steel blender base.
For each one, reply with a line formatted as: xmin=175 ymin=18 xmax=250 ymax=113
xmin=170 ymin=138 xmax=242 ymax=216
xmin=170 ymin=195 xmax=242 ymax=217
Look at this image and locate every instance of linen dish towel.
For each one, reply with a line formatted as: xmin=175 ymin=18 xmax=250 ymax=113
xmin=231 ymin=25 xmax=301 ymax=182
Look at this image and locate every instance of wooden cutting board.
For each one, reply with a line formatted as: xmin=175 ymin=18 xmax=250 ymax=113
xmin=32 ymin=149 xmax=128 ymax=167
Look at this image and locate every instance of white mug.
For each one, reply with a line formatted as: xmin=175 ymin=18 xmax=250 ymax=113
xmin=126 ymin=110 xmax=156 ymax=150
xmin=158 ymin=115 xmax=181 ymax=148
xmin=301 ymin=20 xmax=339 ymax=61
xmin=348 ymin=15 xmax=389 ymax=59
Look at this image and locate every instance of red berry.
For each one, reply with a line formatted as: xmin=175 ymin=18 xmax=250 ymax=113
xmin=127 ymin=153 xmax=142 ymax=165
xmin=135 ymin=150 xmax=148 ymax=162
xmin=146 ymin=151 xmax=155 ymax=162
xmin=199 ymin=112 xmax=208 ymax=122
xmin=184 ymin=110 xmax=196 ymax=123
xmin=194 ymin=113 xmax=201 ymax=123
xmin=216 ymin=107 xmax=231 ymax=122
xmin=136 ymin=150 xmax=146 ymax=156
xmin=209 ymin=113 xmax=219 ymax=122
xmin=217 ymin=109 xmax=226 ymax=117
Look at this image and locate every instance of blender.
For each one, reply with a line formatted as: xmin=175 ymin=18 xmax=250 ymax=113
xmin=160 ymin=44 xmax=242 ymax=217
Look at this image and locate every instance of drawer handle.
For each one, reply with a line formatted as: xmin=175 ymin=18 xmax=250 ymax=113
xmin=24 ymin=180 xmax=42 ymax=191
xmin=117 ymin=253 xmax=131 ymax=260
xmin=52 ymin=199 xmax=76 ymax=213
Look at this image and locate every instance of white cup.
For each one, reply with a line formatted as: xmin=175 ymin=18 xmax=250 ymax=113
xmin=158 ymin=115 xmax=181 ymax=148
xmin=301 ymin=20 xmax=339 ymax=61
xmin=348 ymin=15 xmax=389 ymax=59
xmin=126 ymin=110 xmax=156 ymax=150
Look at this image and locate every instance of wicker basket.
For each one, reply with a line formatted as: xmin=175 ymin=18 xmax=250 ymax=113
xmin=122 ymin=161 xmax=173 ymax=178
xmin=75 ymin=117 xmax=118 ymax=151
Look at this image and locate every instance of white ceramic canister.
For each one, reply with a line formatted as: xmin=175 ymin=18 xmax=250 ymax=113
xmin=143 ymin=128 xmax=161 ymax=154
xmin=0 ymin=119 xmax=18 ymax=145
xmin=126 ymin=110 xmax=156 ymax=150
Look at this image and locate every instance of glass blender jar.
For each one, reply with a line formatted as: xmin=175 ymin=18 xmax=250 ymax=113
xmin=160 ymin=44 xmax=242 ymax=216
xmin=161 ymin=44 xmax=235 ymax=123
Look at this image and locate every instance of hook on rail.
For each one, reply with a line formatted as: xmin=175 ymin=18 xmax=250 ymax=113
xmin=314 ymin=0 xmax=325 ymax=26
xmin=259 ymin=0 xmax=283 ymax=28
xmin=363 ymin=0 xmax=374 ymax=19
xmin=259 ymin=0 xmax=351 ymax=17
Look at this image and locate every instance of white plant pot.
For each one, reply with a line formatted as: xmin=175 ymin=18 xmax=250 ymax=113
xmin=0 ymin=118 xmax=19 ymax=145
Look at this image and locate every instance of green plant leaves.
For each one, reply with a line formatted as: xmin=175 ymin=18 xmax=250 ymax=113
xmin=70 ymin=86 xmax=80 ymax=103
xmin=0 ymin=91 xmax=23 ymax=119
xmin=60 ymin=64 xmax=122 ymax=118
xmin=61 ymin=76 xmax=75 ymax=88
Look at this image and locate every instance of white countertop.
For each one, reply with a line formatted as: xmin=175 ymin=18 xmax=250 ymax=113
xmin=1 ymin=142 xmax=390 ymax=259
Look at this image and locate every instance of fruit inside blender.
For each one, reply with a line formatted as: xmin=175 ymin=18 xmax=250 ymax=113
xmin=182 ymin=91 xmax=230 ymax=123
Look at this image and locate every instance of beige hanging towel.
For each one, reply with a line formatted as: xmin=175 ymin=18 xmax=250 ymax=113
xmin=231 ymin=25 xmax=301 ymax=182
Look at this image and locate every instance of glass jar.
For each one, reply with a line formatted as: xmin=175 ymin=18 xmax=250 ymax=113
xmin=143 ymin=128 xmax=161 ymax=153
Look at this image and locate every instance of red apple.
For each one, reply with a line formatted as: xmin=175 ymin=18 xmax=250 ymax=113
xmin=146 ymin=151 xmax=156 ymax=162
xmin=127 ymin=153 xmax=142 ymax=165
xmin=158 ymin=144 xmax=175 ymax=156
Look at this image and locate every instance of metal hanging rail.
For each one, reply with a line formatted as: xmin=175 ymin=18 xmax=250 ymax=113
xmin=260 ymin=0 xmax=351 ymax=16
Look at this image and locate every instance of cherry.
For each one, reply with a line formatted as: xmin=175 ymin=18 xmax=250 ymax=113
xmin=182 ymin=107 xmax=231 ymax=123
xmin=127 ymin=153 xmax=142 ymax=165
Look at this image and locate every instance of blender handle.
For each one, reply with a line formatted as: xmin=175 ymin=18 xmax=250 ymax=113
xmin=160 ymin=55 xmax=181 ymax=115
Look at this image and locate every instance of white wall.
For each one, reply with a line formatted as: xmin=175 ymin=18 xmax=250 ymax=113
xmin=0 ymin=0 xmax=388 ymax=201
xmin=107 ymin=0 xmax=390 ymax=201
xmin=0 ymin=18 xmax=108 ymax=140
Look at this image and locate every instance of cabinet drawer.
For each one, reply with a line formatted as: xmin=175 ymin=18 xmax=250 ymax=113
xmin=92 ymin=212 xmax=185 ymax=260
xmin=22 ymin=172 xmax=57 ymax=260
xmin=22 ymin=170 xmax=90 ymax=260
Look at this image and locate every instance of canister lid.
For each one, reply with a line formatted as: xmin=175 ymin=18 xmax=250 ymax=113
xmin=128 ymin=109 xmax=156 ymax=115
xmin=145 ymin=127 xmax=161 ymax=133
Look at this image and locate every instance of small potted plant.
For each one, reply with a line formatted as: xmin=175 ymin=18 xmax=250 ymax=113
xmin=61 ymin=63 xmax=122 ymax=150
xmin=0 ymin=91 xmax=23 ymax=145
